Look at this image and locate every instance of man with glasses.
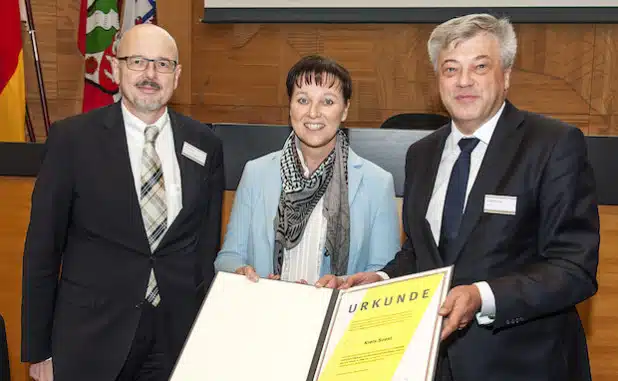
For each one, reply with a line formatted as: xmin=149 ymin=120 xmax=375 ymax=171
xmin=22 ymin=24 xmax=224 ymax=381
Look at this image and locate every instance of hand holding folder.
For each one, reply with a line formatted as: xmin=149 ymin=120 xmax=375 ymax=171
xmin=171 ymin=267 xmax=453 ymax=381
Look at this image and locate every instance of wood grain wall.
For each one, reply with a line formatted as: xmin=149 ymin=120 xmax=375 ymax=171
xmin=5 ymin=0 xmax=617 ymax=380
xmin=23 ymin=0 xmax=618 ymax=138
xmin=22 ymin=0 xmax=83 ymax=140
xmin=0 ymin=179 xmax=33 ymax=381
xmin=184 ymin=22 xmax=618 ymax=135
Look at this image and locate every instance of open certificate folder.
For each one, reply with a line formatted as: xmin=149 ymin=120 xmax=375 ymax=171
xmin=170 ymin=266 xmax=453 ymax=381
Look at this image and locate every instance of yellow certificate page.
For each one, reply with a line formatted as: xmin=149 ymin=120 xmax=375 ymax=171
xmin=316 ymin=269 xmax=449 ymax=381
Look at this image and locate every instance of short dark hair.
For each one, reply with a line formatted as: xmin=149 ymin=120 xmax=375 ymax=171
xmin=286 ymin=55 xmax=352 ymax=103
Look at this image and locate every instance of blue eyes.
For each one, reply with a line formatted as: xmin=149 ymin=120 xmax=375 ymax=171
xmin=443 ymin=64 xmax=488 ymax=74
xmin=296 ymin=98 xmax=335 ymax=105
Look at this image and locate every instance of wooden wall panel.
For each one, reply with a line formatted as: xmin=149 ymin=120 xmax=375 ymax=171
xmin=587 ymin=206 xmax=618 ymax=379
xmin=21 ymin=0 xmax=618 ymax=137
xmin=187 ymin=22 xmax=618 ymax=133
xmin=23 ymin=0 xmax=83 ymax=140
xmin=590 ymin=26 xmax=618 ymax=136
xmin=157 ymin=0 xmax=193 ymax=105
xmin=190 ymin=24 xmax=447 ymax=127
xmin=513 ymin=24 xmax=595 ymax=115
xmin=0 ymin=178 xmax=33 ymax=381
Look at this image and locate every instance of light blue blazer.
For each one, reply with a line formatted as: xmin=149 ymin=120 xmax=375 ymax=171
xmin=215 ymin=148 xmax=401 ymax=278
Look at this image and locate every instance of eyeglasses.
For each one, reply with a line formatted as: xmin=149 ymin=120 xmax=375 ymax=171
xmin=117 ymin=55 xmax=178 ymax=73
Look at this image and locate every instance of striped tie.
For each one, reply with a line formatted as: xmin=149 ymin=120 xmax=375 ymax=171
xmin=140 ymin=125 xmax=167 ymax=307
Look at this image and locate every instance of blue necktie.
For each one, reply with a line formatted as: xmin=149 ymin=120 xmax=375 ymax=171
xmin=439 ymin=137 xmax=480 ymax=264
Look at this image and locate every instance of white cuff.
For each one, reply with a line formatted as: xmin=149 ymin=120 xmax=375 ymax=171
xmin=474 ymin=281 xmax=496 ymax=325
xmin=376 ymin=271 xmax=390 ymax=280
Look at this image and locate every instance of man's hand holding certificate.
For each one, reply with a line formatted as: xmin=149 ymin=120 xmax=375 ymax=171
xmin=170 ymin=267 xmax=453 ymax=381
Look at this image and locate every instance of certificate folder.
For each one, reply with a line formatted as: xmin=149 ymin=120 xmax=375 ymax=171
xmin=171 ymin=266 xmax=452 ymax=381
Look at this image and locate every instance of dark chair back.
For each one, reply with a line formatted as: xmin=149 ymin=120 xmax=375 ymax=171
xmin=380 ymin=113 xmax=450 ymax=130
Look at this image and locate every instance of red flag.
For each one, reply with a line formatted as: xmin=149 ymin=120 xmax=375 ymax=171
xmin=0 ymin=0 xmax=26 ymax=141
xmin=78 ymin=0 xmax=121 ymax=112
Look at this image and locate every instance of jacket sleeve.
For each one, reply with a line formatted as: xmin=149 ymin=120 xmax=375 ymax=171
xmin=488 ymin=127 xmax=599 ymax=329
xmin=214 ymin=161 xmax=255 ymax=274
xmin=364 ymin=173 xmax=401 ymax=272
xmin=197 ymin=137 xmax=224 ymax=293
xmin=381 ymin=147 xmax=418 ymax=278
xmin=22 ymin=123 xmax=74 ymax=362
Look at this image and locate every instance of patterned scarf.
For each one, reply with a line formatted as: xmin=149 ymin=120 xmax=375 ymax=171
xmin=273 ymin=130 xmax=351 ymax=277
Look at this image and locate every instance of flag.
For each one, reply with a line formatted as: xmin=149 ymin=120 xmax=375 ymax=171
xmin=0 ymin=0 xmax=26 ymax=142
xmin=19 ymin=0 xmax=27 ymax=22
xmin=121 ymin=0 xmax=157 ymax=33
xmin=78 ymin=0 xmax=121 ymax=112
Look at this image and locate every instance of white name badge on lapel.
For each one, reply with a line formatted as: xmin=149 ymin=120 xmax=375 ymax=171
xmin=182 ymin=142 xmax=207 ymax=166
xmin=484 ymin=194 xmax=517 ymax=215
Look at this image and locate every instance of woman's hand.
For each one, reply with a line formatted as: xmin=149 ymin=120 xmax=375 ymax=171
xmin=315 ymin=274 xmax=344 ymax=289
xmin=235 ymin=265 xmax=259 ymax=282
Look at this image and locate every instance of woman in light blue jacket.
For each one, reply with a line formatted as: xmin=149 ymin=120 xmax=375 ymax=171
xmin=215 ymin=55 xmax=400 ymax=288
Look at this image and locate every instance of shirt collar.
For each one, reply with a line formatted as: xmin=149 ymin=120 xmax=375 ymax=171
xmin=120 ymin=101 xmax=169 ymax=133
xmin=450 ymin=101 xmax=506 ymax=147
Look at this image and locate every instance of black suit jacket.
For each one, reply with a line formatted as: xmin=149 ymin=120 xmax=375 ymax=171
xmin=383 ymin=101 xmax=599 ymax=381
xmin=21 ymin=102 xmax=224 ymax=381
xmin=0 ymin=314 xmax=9 ymax=381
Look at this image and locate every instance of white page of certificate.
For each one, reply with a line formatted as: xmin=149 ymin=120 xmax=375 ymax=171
xmin=170 ymin=272 xmax=334 ymax=381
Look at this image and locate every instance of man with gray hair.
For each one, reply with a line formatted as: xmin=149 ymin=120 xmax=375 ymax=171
xmin=343 ymin=13 xmax=599 ymax=380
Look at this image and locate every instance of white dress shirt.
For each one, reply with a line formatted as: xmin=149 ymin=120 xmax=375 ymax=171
xmin=121 ymin=102 xmax=183 ymax=239
xmin=280 ymin=143 xmax=328 ymax=284
xmin=378 ymin=103 xmax=505 ymax=325
xmin=425 ymin=102 xmax=506 ymax=325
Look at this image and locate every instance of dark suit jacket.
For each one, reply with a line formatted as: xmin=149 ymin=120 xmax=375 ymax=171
xmin=383 ymin=101 xmax=599 ymax=381
xmin=21 ymin=102 xmax=224 ymax=381
xmin=0 ymin=314 xmax=9 ymax=381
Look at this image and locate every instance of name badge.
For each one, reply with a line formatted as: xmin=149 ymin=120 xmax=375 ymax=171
xmin=484 ymin=194 xmax=517 ymax=215
xmin=182 ymin=142 xmax=207 ymax=166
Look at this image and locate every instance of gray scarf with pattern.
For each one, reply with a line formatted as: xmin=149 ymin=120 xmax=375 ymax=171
xmin=273 ymin=130 xmax=350 ymax=277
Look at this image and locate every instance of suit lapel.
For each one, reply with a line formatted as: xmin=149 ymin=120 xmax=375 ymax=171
xmin=264 ymin=153 xmax=282 ymax=253
xmin=158 ymin=110 xmax=203 ymax=246
xmin=172 ymin=110 xmax=201 ymax=215
xmin=346 ymin=149 xmax=363 ymax=264
xmin=414 ymin=127 xmax=450 ymax=266
xmin=416 ymin=127 xmax=450 ymax=222
xmin=102 ymin=103 xmax=151 ymax=254
xmin=448 ymin=101 xmax=526 ymax=262
xmin=347 ymin=149 xmax=363 ymax=207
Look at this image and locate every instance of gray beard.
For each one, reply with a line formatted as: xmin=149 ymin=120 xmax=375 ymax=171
xmin=133 ymin=98 xmax=163 ymax=113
